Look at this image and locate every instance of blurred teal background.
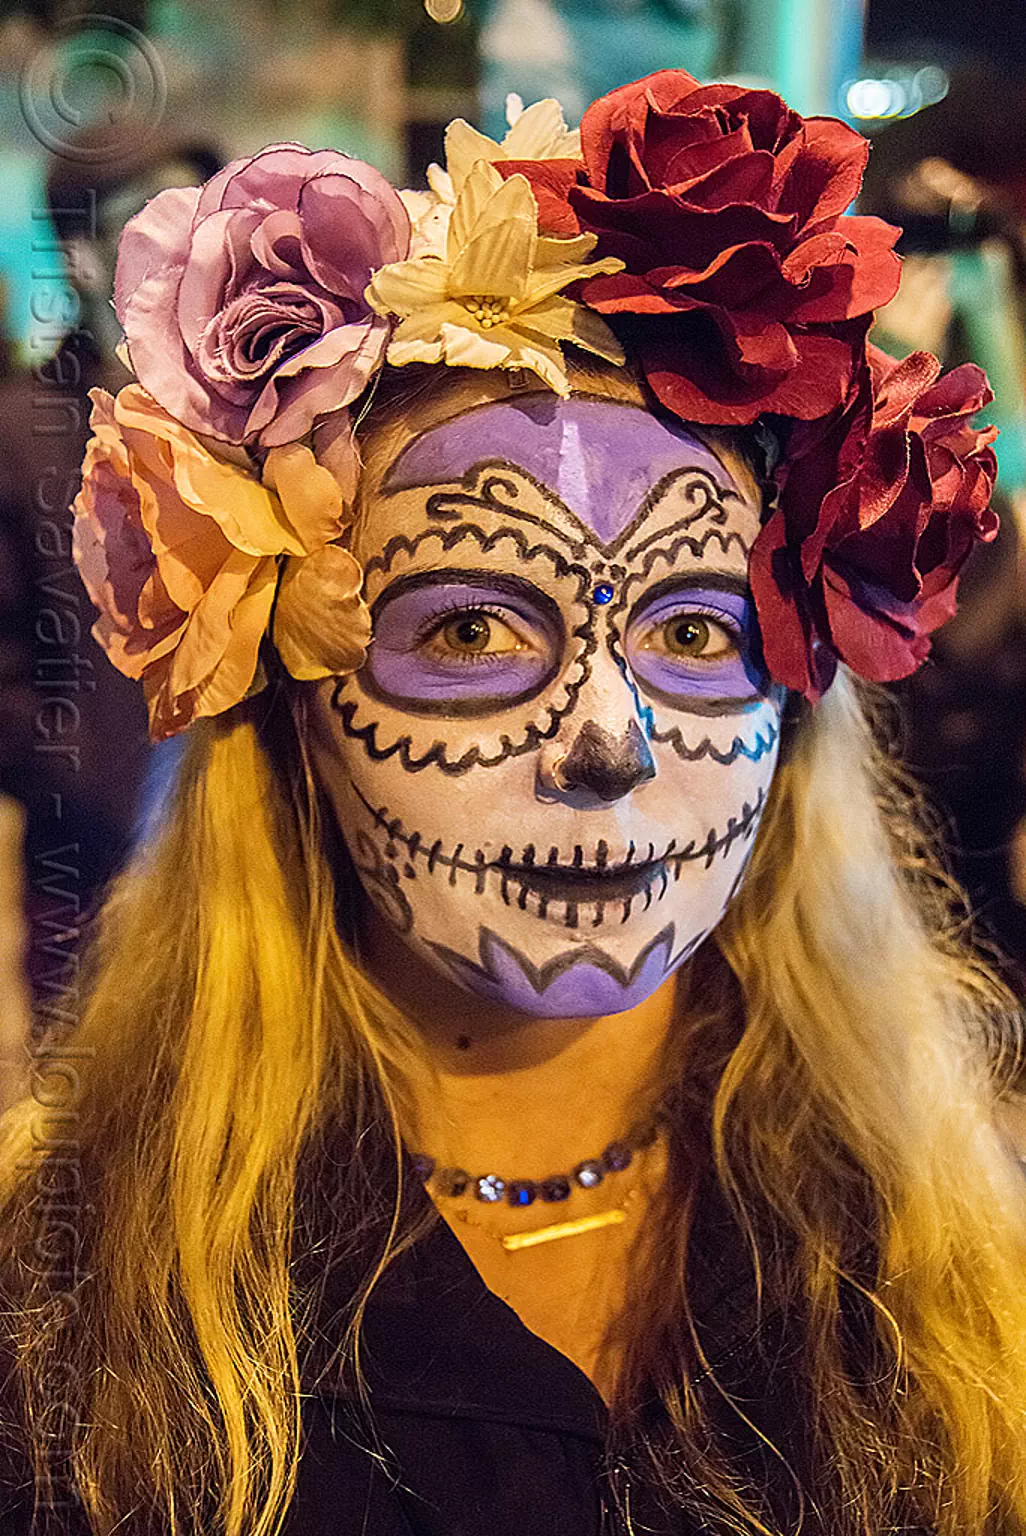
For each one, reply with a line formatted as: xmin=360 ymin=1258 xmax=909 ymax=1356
xmin=1 ymin=0 xmax=1024 ymax=486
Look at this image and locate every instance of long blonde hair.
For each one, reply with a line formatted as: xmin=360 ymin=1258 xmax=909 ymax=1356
xmin=2 ymin=383 xmax=1026 ymax=1535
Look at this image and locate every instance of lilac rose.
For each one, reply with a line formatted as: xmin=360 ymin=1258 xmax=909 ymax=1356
xmin=113 ymin=144 xmax=410 ymax=449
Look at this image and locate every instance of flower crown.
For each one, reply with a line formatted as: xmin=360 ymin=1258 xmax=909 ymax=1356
xmin=72 ymin=71 xmax=999 ymax=741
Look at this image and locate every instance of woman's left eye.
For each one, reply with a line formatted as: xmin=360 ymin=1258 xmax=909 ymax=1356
xmin=640 ymin=613 xmax=738 ymax=662
xmin=426 ymin=611 xmax=527 ymax=659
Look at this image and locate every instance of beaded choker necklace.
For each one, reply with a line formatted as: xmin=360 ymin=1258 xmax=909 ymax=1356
xmin=408 ymin=1112 xmax=666 ymax=1250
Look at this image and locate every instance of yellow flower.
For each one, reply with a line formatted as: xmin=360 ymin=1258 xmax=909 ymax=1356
xmin=429 ymin=93 xmax=581 ymax=204
xmin=366 ymin=165 xmax=625 ymax=396
xmin=401 ymin=95 xmax=582 ymax=261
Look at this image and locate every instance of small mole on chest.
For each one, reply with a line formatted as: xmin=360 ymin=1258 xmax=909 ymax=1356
xmin=456 ymin=1034 xmax=472 ymax=1051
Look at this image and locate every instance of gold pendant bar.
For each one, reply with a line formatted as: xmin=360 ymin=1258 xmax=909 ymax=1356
xmin=501 ymin=1207 xmax=627 ymax=1251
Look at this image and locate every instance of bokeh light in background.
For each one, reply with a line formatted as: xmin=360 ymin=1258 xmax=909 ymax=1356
xmin=846 ymin=63 xmax=950 ymax=122
xmin=1 ymin=0 xmax=1022 ymax=359
xmin=424 ymin=0 xmax=464 ymax=22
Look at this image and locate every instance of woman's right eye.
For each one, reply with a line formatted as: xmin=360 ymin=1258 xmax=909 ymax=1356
xmin=363 ymin=574 xmax=565 ymax=716
xmin=425 ymin=611 xmax=529 ymax=660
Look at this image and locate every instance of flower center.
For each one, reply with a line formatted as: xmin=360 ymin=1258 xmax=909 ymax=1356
xmin=462 ymin=294 xmax=511 ymax=329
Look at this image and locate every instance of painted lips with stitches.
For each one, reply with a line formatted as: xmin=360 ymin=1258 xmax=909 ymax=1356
xmin=352 ymin=780 xmax=767 ymax=929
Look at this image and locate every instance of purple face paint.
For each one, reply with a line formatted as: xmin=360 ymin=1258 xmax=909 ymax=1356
xmin=364 ymin=570 xmax=564 ymax=715
xmin=383 ymin=395 xmax=738 ymax=549
xmin=314 ymin=392 xmax=779 ymax=1023
xmin=437 ymin=927 xmax=683 ymax=1019
xmin=625 ymin=580 xmax=766 ymax=705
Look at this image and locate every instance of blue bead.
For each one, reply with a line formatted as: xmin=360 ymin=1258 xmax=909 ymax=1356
xmin=409 ymin=1154 xmax=435 ymax=1182
xmin=592 ymin=582 xmax=615 ymax=605
xmin=507 ymin=1180 xmax=537 ymax=1207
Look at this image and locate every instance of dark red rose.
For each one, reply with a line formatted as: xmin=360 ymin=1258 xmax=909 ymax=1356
xmin=749 ymin=346 xmax=999 ymax=699
xmin=503 ymin=70 xmax=901 ymax=426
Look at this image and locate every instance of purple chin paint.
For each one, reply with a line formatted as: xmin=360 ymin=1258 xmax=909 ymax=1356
xmin=432 ymin=927 xmax=684 ymax=1019
xmin=383 ymin=394 xmax=739 ymax=550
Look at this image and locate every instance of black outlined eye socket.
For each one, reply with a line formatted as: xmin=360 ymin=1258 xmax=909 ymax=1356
xmin=361 ymin=568 xmax=565 ymax=718
xmin=624 ymin=577 xmax=766 ymax=709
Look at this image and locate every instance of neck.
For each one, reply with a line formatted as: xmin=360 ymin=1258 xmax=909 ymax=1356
xmin=357 ymin=904 xmax=681 ymax=1180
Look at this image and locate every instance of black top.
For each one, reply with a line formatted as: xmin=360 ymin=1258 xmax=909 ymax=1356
xmin=283 ymin=1146 xmax=807 ymax=1536
xmin=0 ymin=1128 xmax=910 ymax=1535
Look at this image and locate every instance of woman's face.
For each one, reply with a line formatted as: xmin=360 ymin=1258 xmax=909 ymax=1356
xmin=309 ymin=380 xmax=782 ymax=1018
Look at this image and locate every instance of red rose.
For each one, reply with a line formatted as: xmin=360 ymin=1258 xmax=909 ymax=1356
xmin=749 ymin=347 xmax=999 ymax=699
xmin=503 ymin=70 xmax=901 ymax=426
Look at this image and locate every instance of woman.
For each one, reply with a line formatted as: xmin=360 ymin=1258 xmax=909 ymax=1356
xmin=2 ymin=71 xmax=1026 ymax=1536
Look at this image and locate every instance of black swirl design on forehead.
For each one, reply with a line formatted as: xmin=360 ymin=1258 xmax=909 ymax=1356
xmin=361 ymin=519 xmax=592 ymax=593
xmin=618 ymin=466 xmax=745 ymax=560
xmin=382 ymin=457 xmax=742 ymax=561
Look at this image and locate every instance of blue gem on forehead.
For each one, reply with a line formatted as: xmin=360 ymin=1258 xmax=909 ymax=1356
xmin=591 ymin=582 xmax=615 ymax=606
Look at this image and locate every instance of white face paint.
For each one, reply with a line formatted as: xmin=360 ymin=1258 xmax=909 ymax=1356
xmin=310 ymin=392 xmax=782 ymax=1018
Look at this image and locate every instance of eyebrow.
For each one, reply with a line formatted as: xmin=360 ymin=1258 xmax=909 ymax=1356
xmin=628 ymin=572 xmax=753 ymax=612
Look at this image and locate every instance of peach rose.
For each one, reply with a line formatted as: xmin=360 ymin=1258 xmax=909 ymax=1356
xmin=72 ymin=385 xmax=369 ymax=740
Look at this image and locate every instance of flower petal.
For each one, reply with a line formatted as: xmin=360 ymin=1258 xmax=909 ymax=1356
xmin=518 ymin=254 xmax=623 ymax=309
xmin=448 ymin=161 xmax=516 ymax=260
xmin=366 ymin=257 xmax=450 ymax=317
xmin=113 ymin=387 xmax=305 ymax=557
xmin=448 ymin=174 xmax=538 ymax=299
xmin=444 ymin=118 xmax=506 ymax=193
xmin=312 ymin=409 xmax=360 ymax=507
xmin=262 ymin=442 xmax=346 ymax=553
xmin=146 ymin=558 xmax=277 ymax=739
xmin=273 ymin=544 xmax=371 ymax=679
xmin=386 ymin=303 xmax=468 ymax=360
xmin=516 ymin=296 xmax=625 ymax=363
xmin=437 ymin=320 xmax=513 ymax=371
xmin=167 ymin=546 xmax=264 ymax=695
xmin=502 ymin=98 xmax=580 ymax=160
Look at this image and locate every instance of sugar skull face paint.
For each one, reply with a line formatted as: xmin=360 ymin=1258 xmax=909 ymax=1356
xmin=310 ymin=391 xmax=783 ymax=1018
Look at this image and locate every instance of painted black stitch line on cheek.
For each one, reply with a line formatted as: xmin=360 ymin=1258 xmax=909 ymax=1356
xmin=651 ymin=717 xmax=780 ymax=766
xmin=331 ymin=646 xmax=595 ymax=776
xmin=348 ymin=780 xmax=766 ymax=931
xmin=351 ymin=830 xmax=415 ymax=935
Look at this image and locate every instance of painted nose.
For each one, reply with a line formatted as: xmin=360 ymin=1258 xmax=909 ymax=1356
xmin=556 ymin=719 xmax=656 ymax=802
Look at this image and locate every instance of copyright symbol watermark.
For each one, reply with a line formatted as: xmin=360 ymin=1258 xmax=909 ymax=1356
xmin=19 ymin=14 xmax=167 ymax=160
